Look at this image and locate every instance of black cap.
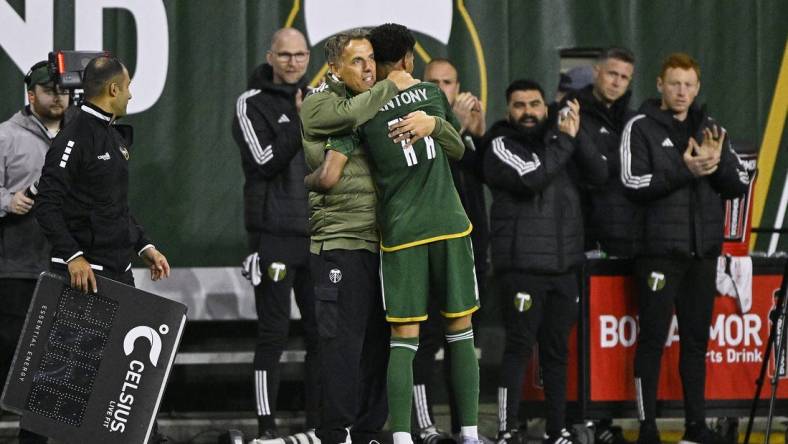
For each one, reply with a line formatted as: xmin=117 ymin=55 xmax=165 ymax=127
xmin=26 ymin=62 xmax=52 ymax=90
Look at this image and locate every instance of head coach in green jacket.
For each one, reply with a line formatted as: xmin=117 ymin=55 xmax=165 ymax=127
xmin=299 ymin=27 xmax=456 ymax=444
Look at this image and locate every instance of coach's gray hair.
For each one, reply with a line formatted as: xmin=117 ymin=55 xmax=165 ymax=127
xmin=324 ymin=28 xmax=370 ymax=65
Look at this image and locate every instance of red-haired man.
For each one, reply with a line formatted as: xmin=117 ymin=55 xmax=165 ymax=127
xmin=620 ymin=53 xmax=749 ymax=444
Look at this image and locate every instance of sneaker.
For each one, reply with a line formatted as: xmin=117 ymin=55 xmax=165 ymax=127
xmin=496 ymin=429 xmax=523 ymax=444
xmin=416 ymin=426 xmax=455 ymax=444
xmin=596 ymin=424 xmax=630 ymax=444
xmin=713 ymin=417 xmax=739 ymax=444
xmin=636 ymin=422 xmax=660 ymax=444
xmin=543 ymin=429 xmax=575 ymax=444
xmin=681 ymin=422 xmax=728 ymax=444
xmin=453 ymin=432 xmax=494 ymax=444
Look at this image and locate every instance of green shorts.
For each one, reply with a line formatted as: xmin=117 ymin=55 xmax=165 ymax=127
xmin=380 ymin=235 xmax=479 ymax=322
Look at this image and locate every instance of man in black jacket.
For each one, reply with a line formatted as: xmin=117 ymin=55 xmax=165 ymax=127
xmin=484 ymin=80 xmax=606 ymax=444
xmin=564 ymin=47 xmax=637 ymax=444
xmin=231 ymin=28 xmax=319 ymax=440
xmin=620 ymin=53 xmax=749 ymax=444
xmin=36 ymin=56 xmax=170 ymax=290
xmin=35 ymin=55 xmax=171 ymax=443
xmin=565 ymin=47 xmax=638 ymax=259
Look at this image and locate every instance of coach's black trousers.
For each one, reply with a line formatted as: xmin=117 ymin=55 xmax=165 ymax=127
xmin=252 ymin=235 xmax=319 ymax=431
xmin=498 ymin=271 xmax=579 ymax=437
xmin=311 ymin=249 xmax=389 ymax=444
xmin=633 ymin=256 xmax=716 ymax=425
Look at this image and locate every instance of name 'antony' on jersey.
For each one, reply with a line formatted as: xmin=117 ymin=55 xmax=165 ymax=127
xmin=379 ymin=87 xmax=429 ymax=112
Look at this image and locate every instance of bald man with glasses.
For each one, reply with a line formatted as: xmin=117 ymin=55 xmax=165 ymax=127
xmin=232 ymin=28 xmax=320 ymax=440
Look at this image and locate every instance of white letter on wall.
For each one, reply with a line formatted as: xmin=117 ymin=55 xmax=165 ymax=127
xmin=0 ymin=0 xmax=53 ymax=73
xmin=75 ymin=0 xmax=168 ymax=114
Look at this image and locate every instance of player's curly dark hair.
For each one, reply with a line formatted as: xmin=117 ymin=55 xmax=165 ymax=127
xmin=368 ymin=23 xmax=415 ymax=65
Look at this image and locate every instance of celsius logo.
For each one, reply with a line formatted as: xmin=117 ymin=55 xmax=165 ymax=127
xmin=106 ymin=324 xmax=169 ymax=433
xmin=124 ymin=324 xmax=169 ymax=367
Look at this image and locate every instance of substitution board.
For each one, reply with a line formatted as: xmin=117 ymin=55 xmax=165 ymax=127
xmin=1 ymin=272 xmax=187 ymax=444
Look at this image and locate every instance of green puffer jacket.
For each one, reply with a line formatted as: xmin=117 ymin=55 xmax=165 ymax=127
xmin=300 ymin=75 xmax=398 ymax=253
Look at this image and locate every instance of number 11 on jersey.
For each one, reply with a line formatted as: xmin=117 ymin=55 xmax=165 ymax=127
xmin=388 ymin=118 xmax=436 ymax=167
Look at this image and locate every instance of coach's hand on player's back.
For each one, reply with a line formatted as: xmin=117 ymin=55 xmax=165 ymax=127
xmin=388 ymin=111 xmax=436 ymax=146
xmin=387 ymin=70 xmax=419 ymax=91
xmin=142 ymin=247 xmax=171 ymax=281
xmin=67 ymin=256 xmax=98 ymax=294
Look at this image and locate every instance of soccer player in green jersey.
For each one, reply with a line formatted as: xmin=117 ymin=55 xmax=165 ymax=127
xmin=301 ymin=29 xmax=464 ymax=444
xmin=361 ymin=23 xmax=481 ymax=444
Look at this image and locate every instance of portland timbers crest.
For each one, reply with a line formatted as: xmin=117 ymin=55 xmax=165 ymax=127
xmin=514 ymin=292 xmax=532 ymax=312
xmin=268 ymin=262 xmax=287 ymax=282
xmin=647 ymin=271 xmax=666 ymax=292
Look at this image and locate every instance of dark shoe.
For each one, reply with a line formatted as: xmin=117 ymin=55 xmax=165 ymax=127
xmin=415 ymin=426 xmax=455 ymax=444
xmin=713 ymin=417 xmax=739 ymax=444
xmin=636 ymin=422 xmax=660 ymax=444
xmin=254 ymin=429 xmax=279 ymax=442
xmin=496 ymin=429 xmax=523 ymax=444
xmin=682 ymin=422 xmax=728 ymax=444
xmin=543 ymin=429 xmax=575 ymax=444
xmin=257 ymin=413 xmax=278 ymax=440
xmin=596 ymin=424 xmax=630 ymax=444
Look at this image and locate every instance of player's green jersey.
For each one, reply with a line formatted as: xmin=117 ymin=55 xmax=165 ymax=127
xmin=358 ymin=82 xmax=470 ymax=252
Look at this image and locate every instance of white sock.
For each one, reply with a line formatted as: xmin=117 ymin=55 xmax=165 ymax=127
xmin=393 ymin=431 xmax=413 ymax=444
xmin=461 ymin=426 xmax=479 ymax=440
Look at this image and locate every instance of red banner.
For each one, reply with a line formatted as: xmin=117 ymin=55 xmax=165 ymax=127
xmin=523 ymin=273 xmax=788 ymax=402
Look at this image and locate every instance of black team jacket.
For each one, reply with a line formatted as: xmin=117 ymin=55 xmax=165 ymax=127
xmin=232 ymin=64 xmax=309 ymax=250
xmin=35 ymin=102 xmax=152 ymax=274
xmin=619 ymin=99 xmax=750 ymax=258
xmin=483 ymin=118 xmax=607 ymax=274
xmin=564 ymin=85 xmax=641 ymax=257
